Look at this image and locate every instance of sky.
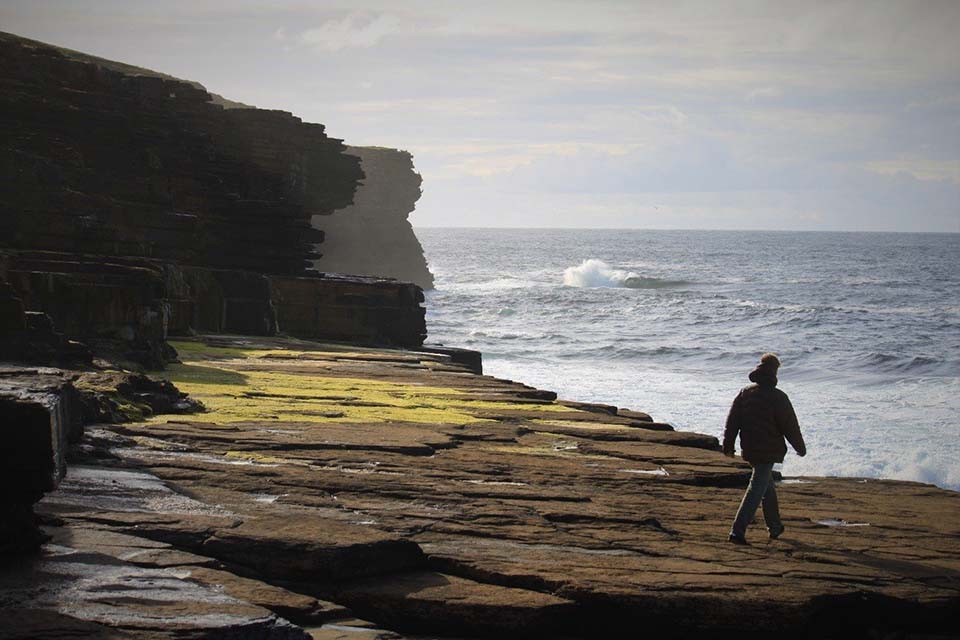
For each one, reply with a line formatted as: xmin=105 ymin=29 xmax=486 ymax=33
xmin=2 ymin=0 xmax=959 ymax=231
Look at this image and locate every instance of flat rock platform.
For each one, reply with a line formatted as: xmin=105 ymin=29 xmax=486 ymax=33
xmin=4 ymin=335 xmax=958 ymax=639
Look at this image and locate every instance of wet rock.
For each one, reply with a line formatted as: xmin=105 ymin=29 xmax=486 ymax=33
xmin=617 ymin=408 xmax=654 ymax=422
xmin=558 ymin=399 xmax=619 ymax=415
xmin=184 ymin=567 xmax=350 ymax=625
xmin=0 ymin=545 xmax=310 ymax=639
xmin=419 ymin=344 xmax=483 ymax=375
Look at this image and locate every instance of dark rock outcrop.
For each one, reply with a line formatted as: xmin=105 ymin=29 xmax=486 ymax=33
xmin=0 ymin=355 xmax=202 ymax=555
xmin=0 ymin=370 xmax=77 ymax=554
xmin=0 ymin=31 xmax=359 ymax=275
xmin=313 ymin=146 xmax=435 ymax=289
xmin=0 ymin=280 xmax=91 ymax=366
xmin=2 ymin=252 xmax=171 ymax=367
xmin=0 ymin=31 xmax=429 ymax=354
xmin=270 ymin=274 xmax=427 ymax=346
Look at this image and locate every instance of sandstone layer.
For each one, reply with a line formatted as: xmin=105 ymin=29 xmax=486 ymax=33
xmin=312 ymin=147 xmax=434 ymax=289
xmin=0 ymin=31 xmax=359 ymax=275
xmin=1 ymin=31 xmax=429 ymax=358
xmin=4 ymin=335 xmax=956 ymax=639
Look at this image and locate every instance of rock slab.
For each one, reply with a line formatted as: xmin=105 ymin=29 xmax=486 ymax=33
xmin=8 ymin=335 xmax=955 ymax=638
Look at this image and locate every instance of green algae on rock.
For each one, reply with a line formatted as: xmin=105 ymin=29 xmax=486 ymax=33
xmin=148 ymin=339 xmax=570 ymax=426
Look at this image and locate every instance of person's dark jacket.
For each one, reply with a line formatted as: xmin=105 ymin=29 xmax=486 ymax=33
xmin=723 ymin=373 xmax=806 ymax=464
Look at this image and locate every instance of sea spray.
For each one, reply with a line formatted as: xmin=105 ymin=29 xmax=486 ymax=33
xmin=562 ymin=258 xmax=691 ymax=289
xmin=562 ymin=259 xmax=635 ymax=288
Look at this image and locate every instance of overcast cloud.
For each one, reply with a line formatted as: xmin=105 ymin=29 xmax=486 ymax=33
xmin=2 ymin=0 xmax=958 ymax=231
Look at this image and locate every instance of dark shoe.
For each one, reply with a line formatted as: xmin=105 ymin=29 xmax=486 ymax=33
xmin=769 ymin=524 xmax=785 ymax=540
xmin=728 ymin=533 xmax=748 ymax=546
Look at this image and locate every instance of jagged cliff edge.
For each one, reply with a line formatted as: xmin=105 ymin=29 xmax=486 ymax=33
xmin=0 ymin=30 xmax=429 ymax=360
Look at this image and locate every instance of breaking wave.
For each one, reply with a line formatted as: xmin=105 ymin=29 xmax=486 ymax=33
xmin=562 ymin=259 xmax=691 ymax=289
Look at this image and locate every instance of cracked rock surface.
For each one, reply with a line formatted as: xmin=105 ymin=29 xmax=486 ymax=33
xmin=5 ymin=335 xmax=959 ymax=639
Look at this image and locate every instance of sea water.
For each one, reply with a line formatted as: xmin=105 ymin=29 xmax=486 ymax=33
xmin=417 ymin=229 xmax=960 ymax=491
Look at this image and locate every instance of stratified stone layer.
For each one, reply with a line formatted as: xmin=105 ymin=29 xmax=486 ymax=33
xmin=0 ymin=31 xmax=361 ymax=276
xmin=11 ymin=336 xmax=957 ymax=639
xmin=313 ymin=147 xmax=434 ymax=289
xmin=3 ymin=251 xmax=427 ymax=364
xmin=270 ymin=274 xmax=426 ymax=346
xmin=0 ymin=32 xmax=429 ymax=353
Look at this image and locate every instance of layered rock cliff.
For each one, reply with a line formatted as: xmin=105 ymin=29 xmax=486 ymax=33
xmin=313 ymin=146 xmax=435 ymax=289
xmin=0 ymin=31 xmax=427 ymax=353
xmin=0 ymin=32 xmax=359 ymax=275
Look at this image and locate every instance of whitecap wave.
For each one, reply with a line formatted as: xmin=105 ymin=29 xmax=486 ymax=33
xmin=562 ymin=259 xmax=691 ymax=289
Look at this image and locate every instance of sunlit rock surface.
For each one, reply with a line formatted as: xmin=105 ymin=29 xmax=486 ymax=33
xmin=5 ymin=336 xmax=956 ymax=639
xmin=312 ymin=147 xmax=435 ymax=289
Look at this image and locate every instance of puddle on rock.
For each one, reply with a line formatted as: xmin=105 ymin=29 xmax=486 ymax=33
xmin=816 ymin=518 xmax=870 ymax=528
xmin=42 ymin=466 xmax=233 ymax=516
xmin=462 ymin=479 xmax=530 ymax=487
xmin=315 ymin=464 xmax=405 ymax=476
xmin=619 ymin=467 xmax=670 ymax=476
xmin=113 ymin=447 xmax=280 ymax=468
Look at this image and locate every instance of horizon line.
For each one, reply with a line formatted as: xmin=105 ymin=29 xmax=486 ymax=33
xmin=411 ymin=225 xmax=960 ymax=235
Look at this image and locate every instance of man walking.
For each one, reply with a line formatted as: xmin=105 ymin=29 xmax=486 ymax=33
xmin=723 ymin=353 xmax=806 ymax=544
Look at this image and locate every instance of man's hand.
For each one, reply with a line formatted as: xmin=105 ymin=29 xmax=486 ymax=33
xmin=796 ymin=445 xmax=807 ymax=457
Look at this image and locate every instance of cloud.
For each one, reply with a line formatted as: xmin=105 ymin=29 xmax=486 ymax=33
xmin=3 ymin=0 xmax=957 ymax=231
xmin=297 ymin=12 xmax=402 ymax=52
xmin=746 ymin=86 xmax=782 ymax=102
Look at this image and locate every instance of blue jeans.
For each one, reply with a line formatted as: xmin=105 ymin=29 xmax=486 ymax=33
xmin=731 ymin=462 xmax=782 ymax=537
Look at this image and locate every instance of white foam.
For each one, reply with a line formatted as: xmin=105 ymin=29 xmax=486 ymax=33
xmin=562 ymin=259 xmax=691 ymax=289
xmin=563 ymin=259 xmax=637 ymax=288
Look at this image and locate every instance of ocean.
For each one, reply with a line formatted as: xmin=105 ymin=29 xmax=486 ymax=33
xmin=417 ymin=228 xmax=960 ymax=491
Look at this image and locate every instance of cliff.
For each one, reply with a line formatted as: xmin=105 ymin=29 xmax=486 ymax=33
xmin=0 ymin=32 xmax=359 ymax=275
xmin=0 ymin=31 xmax=427 ymax=357
xmin=2 ymin=335 xmax=957 ymax=639
xmin=313 ymin=146 xmax=435 ymax=289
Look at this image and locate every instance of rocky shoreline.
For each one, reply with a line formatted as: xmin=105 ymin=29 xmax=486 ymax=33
xmin=1 ymin=28 xmax=958 ymax=640
xmin=2 ymin=335 xmax=958 ymax=639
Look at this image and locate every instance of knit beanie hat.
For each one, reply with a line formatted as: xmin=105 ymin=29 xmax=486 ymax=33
xmin=748 ymin=352 xmax=780 ymax=385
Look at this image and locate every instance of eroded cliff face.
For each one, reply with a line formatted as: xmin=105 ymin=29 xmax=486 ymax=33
xmin=0 ymin=31 xmax=360 ymax=275
xmin=0 ymin=32 xmax=427 ymax=353
xmin=312 ymin=146 xmax=435 ymax=289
